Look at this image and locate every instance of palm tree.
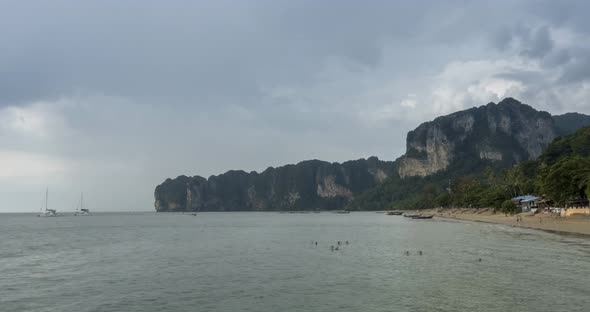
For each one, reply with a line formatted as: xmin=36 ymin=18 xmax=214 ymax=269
xmin=574 ymin=158 xmax=590 ymax=198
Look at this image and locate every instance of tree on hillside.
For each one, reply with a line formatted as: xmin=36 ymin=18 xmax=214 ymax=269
xmin=505 ymin=161 xmax=538 ymax=197
xmin=505 ymin=167 xmax=524 ymax=197
xmin=573 ymin=158 xmax=590 ymax=199
xmin=540 ymin=157 xmax=590 ymax=205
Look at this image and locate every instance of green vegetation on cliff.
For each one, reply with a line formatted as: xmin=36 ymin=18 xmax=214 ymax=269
xmin=349 ymin=126 xmax=590 ymax=210
xmin=553 ymin=112 xmax=590 ymax=136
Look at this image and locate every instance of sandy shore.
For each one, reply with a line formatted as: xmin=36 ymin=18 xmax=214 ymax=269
xmin=423 ymin=208 xmax=590 ymax=236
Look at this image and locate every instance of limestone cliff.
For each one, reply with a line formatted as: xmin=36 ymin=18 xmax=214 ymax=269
xmin=398 ymin=98 xmax=557 ymax=177
xmin=154 ymin=157 xmax=394 ymax=212
xmin=553 ymin=112 xmax=590 ymax=136
xmin=155 ymin=97 xmax=590 ymax=211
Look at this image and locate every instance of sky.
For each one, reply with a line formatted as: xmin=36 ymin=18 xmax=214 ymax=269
xmin=2 ymin=0 xmax=590 ymax=212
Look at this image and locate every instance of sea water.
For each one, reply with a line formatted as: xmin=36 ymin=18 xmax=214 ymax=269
xmin=1 ymin=212 xmax=589 ymax=312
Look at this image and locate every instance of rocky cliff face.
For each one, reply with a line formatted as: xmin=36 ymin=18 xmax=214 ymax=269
xmin=155 ymin=97 xmax=590 ymax=211
xmin=398 ymin=98 xmax=557 ymax=177
xmin=553 ymin=112 xmax=590 ymax=136
xmin=154 ymin=157 xmax=394 ymax=212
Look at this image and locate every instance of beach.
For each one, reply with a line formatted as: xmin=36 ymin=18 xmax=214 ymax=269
xmin=428 ymin=208 xmax=590 ymax=236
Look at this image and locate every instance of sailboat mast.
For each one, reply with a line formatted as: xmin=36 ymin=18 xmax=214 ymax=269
xmin=81 ymin=192 xmax=84 ymax=210
xmin=45 ymin=188 xmax=48 ymax=212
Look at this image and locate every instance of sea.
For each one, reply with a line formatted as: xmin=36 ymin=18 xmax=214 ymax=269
xmin=1 ymin=212 xmax=589 ymax=312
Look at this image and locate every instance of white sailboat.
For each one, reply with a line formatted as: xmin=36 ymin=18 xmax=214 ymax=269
xmin=38 ymin=188 xmax=58 ymax=217
xmin=74 ymin=192 xmax=91 ymax=216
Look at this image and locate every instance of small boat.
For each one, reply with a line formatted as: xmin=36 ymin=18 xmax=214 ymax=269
xmin=386 ymin=211 xmax=403 ymax=215
xmin=334 ymin=210 xmax=351 ymax=214
xmin=40 ymin=208 xmax=58 ymax=217
xmin=74 ymin=192 xmax=91 ymax=216
xmin=403 ymin=213 xmax=420 ymax=218
xmin=38 ymin=188 xmax=59 ymax=217
xmin=411 ymin=214 xmax=434 ymax=219
xmin=75 ymin=208 xmax=91 ymax=216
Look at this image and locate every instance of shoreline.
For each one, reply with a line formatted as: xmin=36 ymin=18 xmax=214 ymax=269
xmin=426 ymin=208 xmax=590 ymax=236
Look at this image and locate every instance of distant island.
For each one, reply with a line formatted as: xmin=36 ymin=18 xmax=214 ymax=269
xmin=155 ymin=98 xmax=590 ymax=212
xmin=155 ymin=157 xmax=395 ymax=212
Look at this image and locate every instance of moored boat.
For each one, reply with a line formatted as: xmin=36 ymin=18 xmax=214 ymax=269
xmin=74 ymin=192 xmax=91 ymax=216
xmin=38 ymin=188 xmax=59 ymax=217
xmin=411 ymin=214 xmax=434 ymax=219
xmin=403 ymin=213 xmax=420 ymax=218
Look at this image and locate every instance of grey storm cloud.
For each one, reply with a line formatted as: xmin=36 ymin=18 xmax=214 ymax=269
xmin=1 ymin=0 xmax=590 ymax=212
xmin=492 ymin=25 xmax=554 ymax=60
xmin=0 ymin=0 xmax=553 ymax=107
xmin=520 ymin=26 xmax=554 ymax=59
xmin=0 ymin=0 xmax=415 ymax=107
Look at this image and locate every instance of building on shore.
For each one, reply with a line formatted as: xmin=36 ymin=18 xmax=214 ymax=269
xmin=512 ymin=195 xmax=540 ymax=213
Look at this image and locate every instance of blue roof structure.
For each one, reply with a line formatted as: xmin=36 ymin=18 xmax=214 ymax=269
xmin=513 ymin=195 xmax=539 ymax=201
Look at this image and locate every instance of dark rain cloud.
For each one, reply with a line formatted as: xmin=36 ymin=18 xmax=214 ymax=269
xmin=4 ymin=0 xmax=573 ymax=108
xmin=520 ymin=26 xmax=554 ymax=59
xmin=1 ymin=0 xmax=590 ymax=211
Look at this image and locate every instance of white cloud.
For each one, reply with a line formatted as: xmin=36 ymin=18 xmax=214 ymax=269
xmin=0 ymin=107 xmax=47 ymax=136
xmin=0 ymin=151 xmax=66 ymax=177
xmin=428 ymin=59 xmax=537 ymax=114
xmin=400 ymin=97 xmax=417 ymax=109
xmin=0 ymin=105 xmax=62 ymax=138
xmin=0 ymin=97 xmax=79 ymax=142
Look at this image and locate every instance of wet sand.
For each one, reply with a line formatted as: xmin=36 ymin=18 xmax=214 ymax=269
xmin=426 ymin=208 xmax=590 ymax=236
